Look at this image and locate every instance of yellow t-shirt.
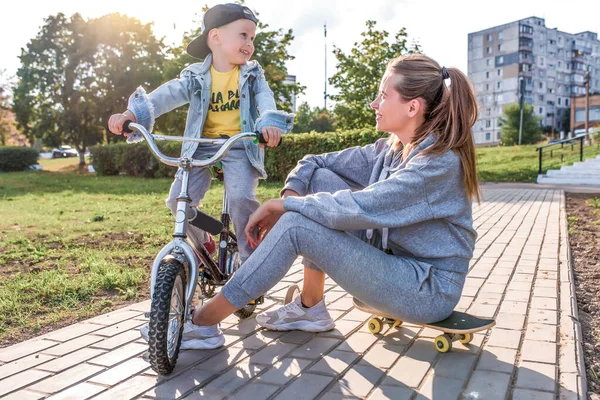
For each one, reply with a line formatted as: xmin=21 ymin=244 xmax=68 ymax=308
xmin=202 ymin=65 xmax=241 ymax=138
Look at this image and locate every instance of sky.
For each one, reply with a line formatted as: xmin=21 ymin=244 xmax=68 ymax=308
xmin=1 ymin=0 xmax=599 ymax=109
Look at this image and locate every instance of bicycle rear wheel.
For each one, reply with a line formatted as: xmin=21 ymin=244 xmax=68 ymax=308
xmin=148 ymin=259 xmax=187 ymax=375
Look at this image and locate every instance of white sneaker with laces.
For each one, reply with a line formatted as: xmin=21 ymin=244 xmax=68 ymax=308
xmin=256 ymin=295 xmax=335 ymax=332
xmin=140 ymin=320 xmax=225 ymax=350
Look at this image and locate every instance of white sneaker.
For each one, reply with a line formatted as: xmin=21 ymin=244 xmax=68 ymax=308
xmin=140 ymin=321 xmax=225 ymax=350
xmin=256 ymin=295 xmax=335 ymax=332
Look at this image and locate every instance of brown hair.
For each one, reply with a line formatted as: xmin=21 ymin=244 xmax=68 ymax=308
xmin=386 ymin=54 xmax=481 ymax=203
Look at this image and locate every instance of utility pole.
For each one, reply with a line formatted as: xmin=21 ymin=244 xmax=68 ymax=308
xmin=324 ymin=23 xmax=327 ymax=110
xmin=551 ymin=112 xmax=555 ymax=138
xmin=518 ymin=77 xmax=525 ymax=145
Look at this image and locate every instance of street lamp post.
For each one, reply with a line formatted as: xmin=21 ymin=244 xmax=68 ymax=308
xmin=518 ymin=77 xmax=525 ymax=145
xmin=584 ymin=71 xmax=590 ymax=138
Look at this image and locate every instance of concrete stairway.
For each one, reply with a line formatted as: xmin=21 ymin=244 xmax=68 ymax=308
xmin=537 ymin=155 xmax=600 ymax=185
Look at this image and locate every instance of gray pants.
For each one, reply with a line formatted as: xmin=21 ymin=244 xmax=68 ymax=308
xmin=166 ymin=142 xmax=260 ymax=262
xmin=221 ymin=168 xmax=465 ymax=324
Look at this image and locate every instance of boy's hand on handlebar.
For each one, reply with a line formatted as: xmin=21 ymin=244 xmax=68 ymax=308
xmin=108 ymin=110 xmax=136 ymax=135
xmin=260 ymin=126 xmax=281 ymax=148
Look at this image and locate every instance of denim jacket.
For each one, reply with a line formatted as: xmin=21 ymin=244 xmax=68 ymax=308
xmin=127 ymin=53 xmax=294 ymax=178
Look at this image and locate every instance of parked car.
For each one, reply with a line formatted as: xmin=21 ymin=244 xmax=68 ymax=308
xmin=52 ymin=146 xmax=78 ymax=158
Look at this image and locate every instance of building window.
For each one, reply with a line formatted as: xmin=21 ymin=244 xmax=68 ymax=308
xmin=498 ymin=56 xmax=504 ymax=64
xmin=486 ymin=108 xmax=491 ymax=116
xmin=558 ymin=61 xmax=562 ymax=69
xmin=487 ymin=47 xmax=492 ymax=54
xmin=498 ymin=44 xmax=503 ymax=51
xmin=485 ymin=120 xmax=491 ymax=128
xmin=497 ymin=81 xmax=502 ymax=89
xmin=549 ymin=39 xmax=556 ymax=45
xmin=540 ymin=57 xmax=545 ymax=66
xmin=486 ymin=58 xmax=492 ymax=66
xmin=566 ymin=99 xmax=569 ymax=106
xmin=497 ymin=69 xmax=502 ymax=76
xmin=558 ymin=98 xmax=561 ymax=105
xmin=498 ymin=31 xmax=504 ymax=39
xmin=487 ymin=34 xmax=492 ymax=41
xmin=486 ymin=71 xmax=490 ymax=78
xmin=539 ymin=95 xmax=544 ymax=101
xmin=539 ymin=82 xmax=543 ymax=89
xmin=486 ymin=83 xmax=490 ymax=91
xmin=539 ymin=107 xmax=543 ymax=114
xmin=486 ymin=132 xmax=491 ymax=141
xmin=558 ymin=36 xmax=562 ymax=44
xmin=497 ymin=131 xmax=501 ymax=140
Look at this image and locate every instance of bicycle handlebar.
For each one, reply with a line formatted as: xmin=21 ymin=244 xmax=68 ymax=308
xmin=122 ymin=121 xmax=280 ymax=168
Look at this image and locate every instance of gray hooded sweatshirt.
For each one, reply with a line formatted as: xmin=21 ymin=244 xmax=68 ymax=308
xmin=281 ymin=134 xmax=477 ymax=274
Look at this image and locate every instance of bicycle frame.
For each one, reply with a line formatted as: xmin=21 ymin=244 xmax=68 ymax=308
xmin=125 ymin=122 xmax=259 ymax=320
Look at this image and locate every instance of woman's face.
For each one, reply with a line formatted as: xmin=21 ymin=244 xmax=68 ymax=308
xmin=370 ymin=71 xmax=415 ymax=137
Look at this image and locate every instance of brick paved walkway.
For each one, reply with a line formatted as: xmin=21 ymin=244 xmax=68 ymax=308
xmin=0 ymin=188 xmax=587 ymax=399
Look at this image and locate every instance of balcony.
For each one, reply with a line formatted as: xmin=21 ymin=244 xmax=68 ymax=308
xmin=572 ymin=43 xmax=592 ymax=54
xmin=519 ymin=58 xmax=533 ymax=65
xmin=519 ymin=70 xmax=533 ymax=78
xmin=519 ymin=45 xmax=533 ymax=52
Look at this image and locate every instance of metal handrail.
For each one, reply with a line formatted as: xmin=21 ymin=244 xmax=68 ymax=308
xmin=535 ymin=135 xmax=597 ymax=174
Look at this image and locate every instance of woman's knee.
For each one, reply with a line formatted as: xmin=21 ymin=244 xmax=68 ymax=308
xmin=308 ymin=168 xmax=351 ymax=195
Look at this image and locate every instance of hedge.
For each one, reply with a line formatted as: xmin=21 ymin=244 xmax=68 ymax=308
xmin=0 ymin=147 xmax=39 ymax=172
xmin=90 ymin=129 xmax=387 ymax=181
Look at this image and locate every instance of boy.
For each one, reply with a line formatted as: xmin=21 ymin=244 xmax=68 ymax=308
xmin=108 ymin=3 xmax=294 ymax=349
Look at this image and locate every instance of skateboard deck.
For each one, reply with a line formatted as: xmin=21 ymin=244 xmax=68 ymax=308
xmin=353 ymin=298 xmax=495 ymax=352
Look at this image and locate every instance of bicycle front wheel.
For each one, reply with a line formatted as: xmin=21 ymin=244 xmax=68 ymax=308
xmin=148 ymin=259 xmax=187 ymax=375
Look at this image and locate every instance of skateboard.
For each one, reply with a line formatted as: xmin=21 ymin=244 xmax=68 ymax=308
xmin=353 ymin=298 xmax=496 ymax=353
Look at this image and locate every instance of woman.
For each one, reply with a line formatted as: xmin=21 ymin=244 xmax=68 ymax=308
xmin=174 ymin=53 xmax=480 ymax=350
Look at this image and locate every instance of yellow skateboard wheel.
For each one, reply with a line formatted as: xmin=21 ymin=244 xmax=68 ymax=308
xmin=435 ymin=334 xmax=453 ymax=353
xmin=458 ymin=333 xmax=473 ymax=344
xmin=368 ymin=317 xmax=383 ymax=334
xmin=392 ymin=320 xmax=403 ymax=328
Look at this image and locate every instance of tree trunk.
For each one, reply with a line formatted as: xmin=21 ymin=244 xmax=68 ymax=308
xmin=78 ymin=149 xmax=86 ymax=167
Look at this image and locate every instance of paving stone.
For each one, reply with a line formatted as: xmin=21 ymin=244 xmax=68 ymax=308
xmin=433 ymin=352 xmax=477 ymax=380
xmin=231 ymin=331 xmax=281 ymax=350
xmin=0 ymin=338 xmax=58 ymax=363
xmin=504 ymin=290 xmax=531 ymax=303
xmin=256 ymin=358 xmax=312 ymax=385
xmin=369 ymin=385 xmax=415 ymax=400
xmin=2 ymin=390 xmax=46 ymax=400
xmin=92 ymin=319 xmax=146 ymax=337
xmin=246 ymin=341 xmax=297 ymax=365
xmin=520 ymin=340 xmax=557 ymax=364
xmin=529 ymin=309 xmax=558 ymax=325
xmin=487 ymin=328 xmax=522 ymax=349
xmin=463 ymin=370 xmax=511 ymax=400
xmin=46 ymin=382 xmax=106 ymax=400
xmin=194 ymin=347 xmax=253 ymax=373
xmin=515 ymin=361 xmax=557 ymax=391
xmin=328 ymin=363 xmax=384 ymax=398
xmin=277 ymin=330 xmax=315 ymax=344
xmin=335 ymin=332 xmax=378 ymax=353
xmin=93 ymin=374 xmax=158 ymax=400
xmin=271 ymin=373 xmax=334 ymax=400
xmin=87 ymin=342 xmax=146 ymax=367
xmin=512 ymin=388 xmax=555 ymax=400
xmin=414 ymin=375 xmax=464 ymax=400
xmin=533 ymin=286 xmax=558 ymax=299
xmin=0 ymin=369 xmax=53 ymax=396
xmin=495 ymin=312 xmax=526 ymax=330
xmin=37 ymin=347 xmax=106 ymax=373
xmin=361 ymin=342 xmax=404 ymax=369
xmin=384 ymin=339 xmax=438 ymax=388
xmin=91 ymin=329 xmax=141 ymax=350
xmin=89 ymin=357 xmax=150 ymax=386
xmin=499 ymin=300 xmax=528 ymax=315
xmin=29 ymin=363 xmax=106 ymax=394
xmin=530 ymin=297 xmax=558 ymax=311
xmin=84 ymin=310 xmax=143 ymax=326
xmin=308 ymin=349 xmax=359 ymax=376
xmin=232 ymin=382 xmax=280 ymax=399
xmin=42 ymin=323 xmax=104 ymax=343
xmin=525 ymin=323 xmax=557 ymax=342
xmin=289 ymin=337 xmax=340 ymax=360
xmin=0 ymin=353 xmax=55 ymax=380
xmin=476 ymin=347 xmax=518 ymax=374
xmin=318 ymin=320 xmax=363 ymax=338
xmin=144 ymin=368 xmax=214 ymax=398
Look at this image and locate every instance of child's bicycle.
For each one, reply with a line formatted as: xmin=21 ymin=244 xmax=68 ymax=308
xmin=122 ymin=121 xmax=275 ymax=374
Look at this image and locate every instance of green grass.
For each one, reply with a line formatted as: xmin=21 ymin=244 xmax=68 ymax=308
xmin=476 ymin=142 xmax=600 ymax=182
xmin=0 ymin=170 xmax=282 ymax=345
xmin=38 ymin=156 xmax=87 ymax=172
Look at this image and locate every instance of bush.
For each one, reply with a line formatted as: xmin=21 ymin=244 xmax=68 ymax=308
xmin=0 ymin=147 xmax=39 ymax=172
xmin=90 ymin=129 xmax=387 ymax=181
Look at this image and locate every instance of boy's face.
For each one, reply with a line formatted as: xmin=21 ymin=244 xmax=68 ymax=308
xmin=210 ymin=19 xmax=257 ymax=64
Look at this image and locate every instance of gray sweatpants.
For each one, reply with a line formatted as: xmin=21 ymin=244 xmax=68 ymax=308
xmin=166 ymin=142 xmax=260 ymax=262
xmin=221 ymin=168 xmax=466 ymax=324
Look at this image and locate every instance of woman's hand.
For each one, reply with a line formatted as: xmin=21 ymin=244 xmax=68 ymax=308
xmin=245 ymin=199 xmax=285 ymax=249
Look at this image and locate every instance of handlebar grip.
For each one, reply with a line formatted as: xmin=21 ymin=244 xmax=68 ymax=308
xmin=122 ymin=120 xmax=133 ymax=134
xmin=256 ymin=131 xmax=283 ymax=147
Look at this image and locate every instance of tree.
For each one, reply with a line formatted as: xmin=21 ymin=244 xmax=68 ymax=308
xmin=292 ymin=102 xmax=334 ymax=133
xmin=499 ymin=103 xmax=542 ymax=145
xmin=13 ymin=13 xmax=165 ymax=165
xmin=329 ymin=20 xmax=420 ymax=130
xmin=0 ymin=70 xmax=12 ymax=146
